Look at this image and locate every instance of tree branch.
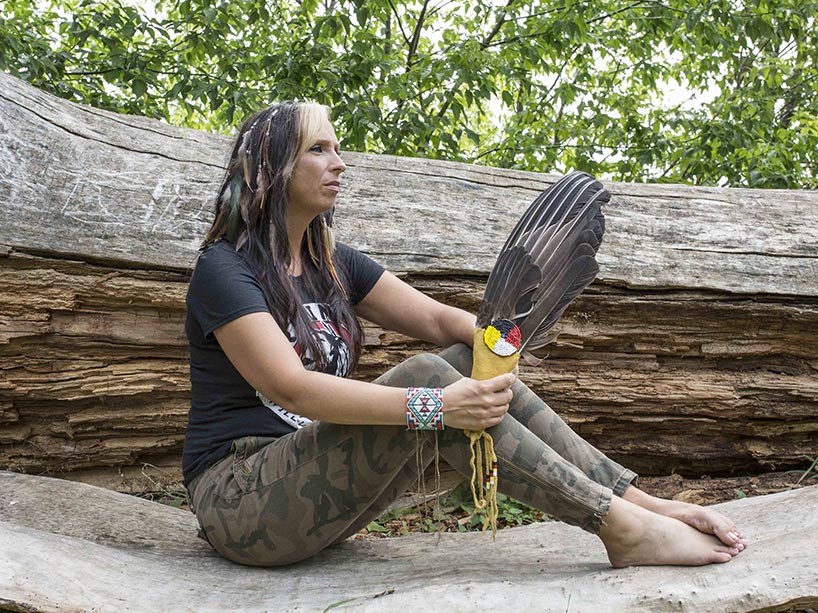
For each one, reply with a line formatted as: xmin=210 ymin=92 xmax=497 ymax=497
xmin=406 ymin=0 xmax=431 ymax=70
xmin=385 ymin=0 xmax=412 ymax=47
xmin=480 ymin=0 xmax=515 ymax=49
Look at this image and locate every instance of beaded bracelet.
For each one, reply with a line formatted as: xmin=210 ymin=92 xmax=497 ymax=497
xmin=405 ymin=387 xmax=444 ymax=430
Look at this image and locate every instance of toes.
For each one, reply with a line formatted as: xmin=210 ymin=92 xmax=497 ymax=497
xmin=713 ymin=551 xmax=733 ymax=564
xmin=715 ymin=544 xmax=741 ymax=557
xmin=717 ymin=526 xmax=748 ymax=547
xmin=714 ymin=527 xmax=739 ymax=546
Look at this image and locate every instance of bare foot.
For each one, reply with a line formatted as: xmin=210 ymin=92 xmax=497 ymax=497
xmin=599 ymin=497 xmax=740 ymax=568
xmin=622 ymin=486 xmax=747 ymax=550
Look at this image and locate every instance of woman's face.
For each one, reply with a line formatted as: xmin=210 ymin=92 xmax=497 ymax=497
xmin=287 ymin=118 xmax=346 ymax=220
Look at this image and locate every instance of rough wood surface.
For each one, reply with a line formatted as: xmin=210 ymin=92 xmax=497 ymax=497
xmin=1 ymin=72 xmax=817 ymax=490
xmin=1 ymin=471 xmax=816 ymax=612
xmin=2 ymin=71 xmax=817 ymax=294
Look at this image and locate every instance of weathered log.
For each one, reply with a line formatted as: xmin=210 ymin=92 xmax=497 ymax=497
xmin=1 ymin=471 xmax=817 ymax=612
xmin=0 ymin=72 xmax=817 ymax=491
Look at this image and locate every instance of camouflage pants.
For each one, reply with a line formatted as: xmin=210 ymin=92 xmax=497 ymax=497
xmin=187 ymin=344 xmax=637 ymax=566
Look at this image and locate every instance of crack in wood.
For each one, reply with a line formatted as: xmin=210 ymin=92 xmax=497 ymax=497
xmin=667 ymin=245 xmax=818 ymax=259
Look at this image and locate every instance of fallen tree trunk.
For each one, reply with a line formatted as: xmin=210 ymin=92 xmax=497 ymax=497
xmin=2 ymin=471 xmax=817 ymax=612
xmin=1 ymin=72 xmax=817 ymax=492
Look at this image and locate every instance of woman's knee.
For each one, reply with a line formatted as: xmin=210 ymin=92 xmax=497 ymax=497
xmin=377 ymin=351 xmax=464 ymax=388
xmin=437 ymin=343 xmax=473 ymax=376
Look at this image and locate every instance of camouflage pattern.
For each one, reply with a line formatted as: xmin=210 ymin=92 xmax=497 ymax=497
xmin=187 ymin=345 xmax=636 ymax=566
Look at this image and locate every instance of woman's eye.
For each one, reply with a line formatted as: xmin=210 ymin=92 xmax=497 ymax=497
xmin=310 ymin=145 xmax=323 ymax=152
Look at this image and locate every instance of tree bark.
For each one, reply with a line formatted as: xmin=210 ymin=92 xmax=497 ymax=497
xmin=1 ymin=72 xmax=817 ymax=492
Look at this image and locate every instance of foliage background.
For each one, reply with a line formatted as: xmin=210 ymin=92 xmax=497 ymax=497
xmin=1 ymin=0 xmax=816 ymax=187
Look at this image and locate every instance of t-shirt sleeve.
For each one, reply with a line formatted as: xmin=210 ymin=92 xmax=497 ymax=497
xmin=187 ymin=242 xmax=270 ymax=338
xmin=335 ymin=243 xmax=385 ymax=305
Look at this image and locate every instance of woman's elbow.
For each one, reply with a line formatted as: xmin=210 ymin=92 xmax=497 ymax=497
xmin=258 ymin=368 xmax=313 ymax=413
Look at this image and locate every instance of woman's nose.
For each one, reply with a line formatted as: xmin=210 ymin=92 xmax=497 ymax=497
xmin=331 ymin=151 xmax=346 ymax=174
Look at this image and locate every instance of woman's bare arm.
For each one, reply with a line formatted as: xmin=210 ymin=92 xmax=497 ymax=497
xmin=354 ymin=271 xmax=476 ymax=348
xmin=213 ymin=311 xmax=514 ymax=430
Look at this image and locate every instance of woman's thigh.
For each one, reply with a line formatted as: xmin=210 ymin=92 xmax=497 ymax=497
xmin=190 ymin=352 xmax=465 ymax=566
xmin=191 ymin=422 xmax=417 ymax=566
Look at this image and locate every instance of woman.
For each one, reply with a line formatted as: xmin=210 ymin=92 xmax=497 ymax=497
xmin=182 ymin=101 xmax=747 ymax=567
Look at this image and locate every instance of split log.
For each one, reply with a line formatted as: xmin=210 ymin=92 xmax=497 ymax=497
xmin=0 ymin=72 xmax=817 ymax=492
xmin=1 ymin=471 xmax=817 ymax=612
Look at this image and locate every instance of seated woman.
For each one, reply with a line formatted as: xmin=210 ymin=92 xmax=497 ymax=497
xmin=182 ymin=101 xmax=747 ymax=567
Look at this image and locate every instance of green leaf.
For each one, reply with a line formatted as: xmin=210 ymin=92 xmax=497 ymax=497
xmin=132 ymin=77 xmax=147 ymax=97
xmin=0 ymin=0 xmax=813 ymax=187
xmin=365 ymin=521 xmax=389 ymax=533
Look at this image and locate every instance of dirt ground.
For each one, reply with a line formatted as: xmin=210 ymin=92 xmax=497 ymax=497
xmin=346 ymin=469 xmax=814 ymax=539
xmin=636 ymin=471 xmax=812 ymax=505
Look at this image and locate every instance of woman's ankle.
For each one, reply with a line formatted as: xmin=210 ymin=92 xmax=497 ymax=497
xmin=598 ymin=496 xmax=642 ymax=543
xmin=621 ymin=484 xmax=667 ymax=512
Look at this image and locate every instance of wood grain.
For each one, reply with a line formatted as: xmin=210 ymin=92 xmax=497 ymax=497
xmin=1 ymin=72 xmax=816 ymax=491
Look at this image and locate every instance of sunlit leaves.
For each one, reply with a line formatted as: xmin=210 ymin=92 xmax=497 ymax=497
xmin=1 ymin=0 xmax=815 ymax=187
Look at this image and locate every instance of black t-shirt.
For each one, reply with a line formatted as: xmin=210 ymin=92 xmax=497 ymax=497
xmin=182 ymin=239 xmax=385 ymax=486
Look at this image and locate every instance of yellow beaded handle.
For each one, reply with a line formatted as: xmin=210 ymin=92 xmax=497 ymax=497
xmin=467 ymin=324 xmax=520 ymax=537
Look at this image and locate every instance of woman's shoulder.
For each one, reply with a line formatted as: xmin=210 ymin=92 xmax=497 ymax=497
xmin=195 ymin=238 xmax=250 ymax=270
xmin=334 ymin=241 xmax=354 ymax=253
xmin=190 ymin=239 xmax=256 ymax=286
xmin=332 ymin=242 xmax=385 ymax=304
xmin=333 ymin=241 xmax=355 ymax=261
xmin=199 ymin=238 xmax=242 ymax=259
xmin=187 ymin=239 xmax=266 ymax=307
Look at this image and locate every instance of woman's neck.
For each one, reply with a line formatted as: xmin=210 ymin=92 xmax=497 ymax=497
xmin=287 ymin=217 xmax=310 ymax=277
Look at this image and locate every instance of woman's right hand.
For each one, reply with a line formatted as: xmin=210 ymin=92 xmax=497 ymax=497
xmin=442 ymin=373 xmax=516 ymax=430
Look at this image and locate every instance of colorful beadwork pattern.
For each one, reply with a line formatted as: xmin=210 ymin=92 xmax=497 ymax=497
xmin=483 ymin=319 xmax=522 ymax=356
xmin=406 ymin=387 xmax=444 ymax=430
xmin=485 ymin=461 xmax=498 ymax=490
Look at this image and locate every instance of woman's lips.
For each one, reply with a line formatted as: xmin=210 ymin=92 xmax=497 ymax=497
xmin=323 ymin=182 xmax=340 ymax=193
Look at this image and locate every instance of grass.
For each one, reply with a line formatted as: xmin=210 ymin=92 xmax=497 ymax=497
xmin=362 ymin=479 xmax=553 ymax=538
xmin=789 ymin=455 xmax=818 ymax=485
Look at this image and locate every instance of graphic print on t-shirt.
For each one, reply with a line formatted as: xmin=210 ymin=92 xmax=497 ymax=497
xmin=256 ymin=302 xmax=350 ymax=429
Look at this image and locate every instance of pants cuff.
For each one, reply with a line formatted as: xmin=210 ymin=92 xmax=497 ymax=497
xmin=611 ymin=467 xmax=639 ymax=497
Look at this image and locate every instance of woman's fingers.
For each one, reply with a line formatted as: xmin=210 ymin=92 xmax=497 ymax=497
xmin=442 ymin=374 xmax=516 ymax=430
xmin=483 ymin=372 xmax=517 ymax=391
xmin=480 ymin=373 xmax=515 ymax=408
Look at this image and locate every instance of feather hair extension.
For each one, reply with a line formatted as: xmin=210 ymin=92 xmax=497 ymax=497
xmin=476 ymin=171 xmax=609 ymax=358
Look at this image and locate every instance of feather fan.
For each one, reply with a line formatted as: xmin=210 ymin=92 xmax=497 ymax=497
xmin=466 ymin=171 xmax=609 ymax=537
xmin=476 ymin=170 xmax=608 ymax=360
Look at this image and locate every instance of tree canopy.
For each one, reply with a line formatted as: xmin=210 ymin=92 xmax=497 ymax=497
xmin=2 ymin=0 xmax=816 ymax=188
